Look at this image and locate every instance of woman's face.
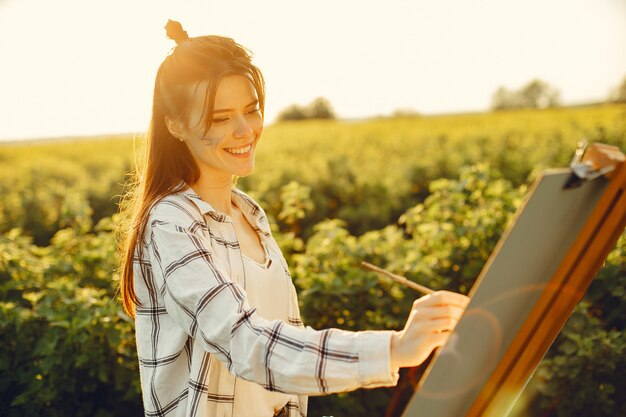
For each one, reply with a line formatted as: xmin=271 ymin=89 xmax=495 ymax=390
xmin=176 ymin=74 xmax=263 ymax=181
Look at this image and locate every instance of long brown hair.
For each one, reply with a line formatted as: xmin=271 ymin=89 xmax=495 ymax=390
xmin=117 ymin=21 xmax=265 ymax=316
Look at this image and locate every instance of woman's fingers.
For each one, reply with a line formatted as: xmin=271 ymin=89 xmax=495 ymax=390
xmin=407 ymin=315 xmax=460 ymax=334
xmin=420 ymin=316 xmax=459 ymax=332
xmin=414 ymin=290 xmax=470 ymax=309
xmin=411 ymin=304 xmax=466 ymax=321
xmin=425 ymin=331 xmax=451 ymax=349
xmin=404 ymin=290 xmax=470 ymax=337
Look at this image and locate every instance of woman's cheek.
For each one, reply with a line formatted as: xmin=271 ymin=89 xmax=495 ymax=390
xmin=202 ymin=131 xmax=226 ymax=146
xmin=252 ymin=116 xmax=264 ymax=138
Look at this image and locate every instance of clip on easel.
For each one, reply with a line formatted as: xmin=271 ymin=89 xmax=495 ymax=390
xmin=564 ymin=141 xmax=626 ymax=188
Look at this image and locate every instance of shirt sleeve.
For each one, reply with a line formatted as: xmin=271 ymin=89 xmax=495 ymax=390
xmin=146 ymin=217 xmax=400 ymax=395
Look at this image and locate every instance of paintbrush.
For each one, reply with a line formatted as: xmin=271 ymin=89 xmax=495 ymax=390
xmin=361 ymin=261 xmax=435 ymax=295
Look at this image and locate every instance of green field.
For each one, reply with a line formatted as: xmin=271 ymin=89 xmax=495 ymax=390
xmin=1 ymin=104 xmax=624 ymax=417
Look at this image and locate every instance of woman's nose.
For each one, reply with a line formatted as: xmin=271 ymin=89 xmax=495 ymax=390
xmin=233 ymin=114 xmax=254 ymax=139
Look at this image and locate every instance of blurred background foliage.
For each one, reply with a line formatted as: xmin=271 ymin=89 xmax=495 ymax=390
xmin=0 ymin=103 xmax=624 ymax=416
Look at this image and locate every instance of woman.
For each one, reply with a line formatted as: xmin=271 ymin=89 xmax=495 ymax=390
xmin=118 ymin=20 xmax=469 ymax=417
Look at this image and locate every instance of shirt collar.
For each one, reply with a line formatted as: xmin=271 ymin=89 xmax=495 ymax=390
xmin=178 ymin=182 xmax=271 ymax=235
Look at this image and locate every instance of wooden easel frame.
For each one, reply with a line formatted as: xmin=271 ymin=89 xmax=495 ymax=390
xmin=466 ymin=152 xmax=626 ymax=416
xmin=399 ymin=143 xmax=626 ymax=417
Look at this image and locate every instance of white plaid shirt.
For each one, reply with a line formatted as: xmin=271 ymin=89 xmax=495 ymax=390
xmin=133 ymin=183 xmax=399 ymax=417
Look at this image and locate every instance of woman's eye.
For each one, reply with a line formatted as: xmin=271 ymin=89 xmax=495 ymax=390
xmin=212 ymin=117 xmax=229 ymax=124
xmin=246 ymin=108 xmax=260 ymax=115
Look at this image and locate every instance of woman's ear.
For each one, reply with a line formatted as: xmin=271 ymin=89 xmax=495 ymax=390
xmin=165 ymin=116 xmax=187 ymax=140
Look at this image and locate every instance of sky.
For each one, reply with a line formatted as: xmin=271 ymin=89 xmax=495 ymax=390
xmin=0 ymin=0 xmax=625 ymax=141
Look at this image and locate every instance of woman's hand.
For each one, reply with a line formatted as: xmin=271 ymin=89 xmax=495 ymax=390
xmin=390 ymin=290 xmax=470 ymax=369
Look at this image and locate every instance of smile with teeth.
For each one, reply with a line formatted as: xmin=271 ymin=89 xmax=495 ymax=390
xmin=224 ymin=144 xmax=252 ymax=155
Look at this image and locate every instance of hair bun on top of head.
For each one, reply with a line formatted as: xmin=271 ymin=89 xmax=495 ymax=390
xmin=164 ymin=19 xmax=189 ymax=45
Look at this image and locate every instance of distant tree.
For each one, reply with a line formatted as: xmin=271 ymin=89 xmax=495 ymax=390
xmin=306 ymin=97 xmax=336 ymax=119
xmin=491 ymin=86 xmax=522 ymax=110
xmin=519 ymin=79 xmax=561 ymax=108
xmin=276 ymin=104 xmax=308 ymax=121
xmin=491 ymin=79 xmax=561 ymax=110
xmin=609 ymin=75 xmax=626 ymax=103
xmin=276 ymin=97 xmax=336 ymax=122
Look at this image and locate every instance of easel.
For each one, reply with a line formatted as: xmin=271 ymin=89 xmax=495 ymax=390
xmin=397 ymin=142 xmax=626 ymax=417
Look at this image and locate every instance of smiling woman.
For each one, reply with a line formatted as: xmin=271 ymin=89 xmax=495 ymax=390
xmin=165 ymin=75 xmax=264 ymax=181
xmin=116 ymin=19 xmax=469 ymax=417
